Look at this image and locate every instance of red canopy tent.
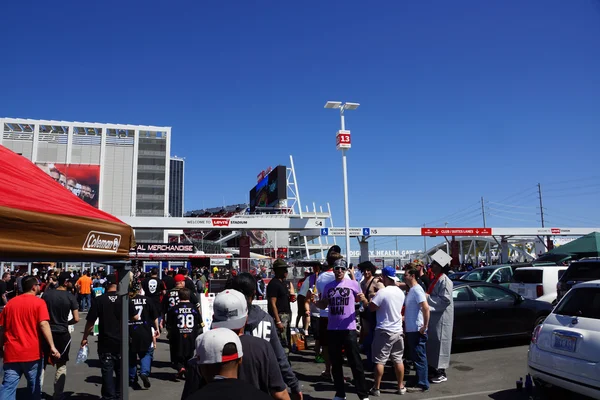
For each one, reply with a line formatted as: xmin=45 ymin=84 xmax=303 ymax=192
xmin=0 ymin=145 xmax=135 ymax=261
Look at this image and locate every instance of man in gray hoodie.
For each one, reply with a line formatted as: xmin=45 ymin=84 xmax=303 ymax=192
xmin=232 ymin=273 xmax=303 ymax=400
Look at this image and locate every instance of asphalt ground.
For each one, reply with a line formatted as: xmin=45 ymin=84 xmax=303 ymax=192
xmin=8 ymin=318 xmax=589 ymax=400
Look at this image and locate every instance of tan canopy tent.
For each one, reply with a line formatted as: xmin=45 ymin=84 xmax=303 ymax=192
xmin=0 ymin=145 xmax=134 ymax=261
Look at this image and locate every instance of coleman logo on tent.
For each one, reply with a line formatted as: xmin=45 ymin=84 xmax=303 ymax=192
xmin=83 ymin=231 xmax=121 ymax=253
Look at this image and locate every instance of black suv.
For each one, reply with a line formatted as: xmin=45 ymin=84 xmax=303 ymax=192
xmin=556 ymin=258 xmax=600 ymax=302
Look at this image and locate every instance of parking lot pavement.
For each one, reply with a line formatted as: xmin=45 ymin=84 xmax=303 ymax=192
xmin=12 ymin=320 xmax=587 ymax=400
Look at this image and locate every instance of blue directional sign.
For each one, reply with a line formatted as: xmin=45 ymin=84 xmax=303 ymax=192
xmin=363 ymin=228 xmax=370 ymax=236
xmin=321 ymin=228 xmax=329 ymax=236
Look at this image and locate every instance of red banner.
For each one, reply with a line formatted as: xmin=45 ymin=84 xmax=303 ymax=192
xmin=421 ymin=227 xmax=492 ymax=236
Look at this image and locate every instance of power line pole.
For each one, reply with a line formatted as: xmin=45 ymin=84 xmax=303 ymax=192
xmin=538 ymin=183 xmax=545 ymax=227
xmin=481 ymin=196 xmax=486 ymax=228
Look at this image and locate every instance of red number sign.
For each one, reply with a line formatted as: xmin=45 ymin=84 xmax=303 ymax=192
xmin=336 ymin=130 xmax=351 ymax=150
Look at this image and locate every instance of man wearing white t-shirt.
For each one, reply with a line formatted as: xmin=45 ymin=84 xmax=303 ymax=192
xmin=359 ymin=266 xmax=406 ymax=396
xmin=298 ymin=262 xmax=323 ymax=363
xmin=403 ymin=267 xmax=430 ymax=393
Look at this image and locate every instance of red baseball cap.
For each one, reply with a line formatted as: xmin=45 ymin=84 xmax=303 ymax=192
xmin=174 ymin=274 xmax=186 ymax=282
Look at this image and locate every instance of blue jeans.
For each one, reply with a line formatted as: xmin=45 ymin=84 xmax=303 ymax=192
xmin=1 ymin=359 xmax=43 ymax=400
xmin=406 ymin=332 xmax=429 ymax=390
xmin=129 ymin=347 xmax=154 ymax=381
xmin=80 ymin=294 xmax=91 ymax=311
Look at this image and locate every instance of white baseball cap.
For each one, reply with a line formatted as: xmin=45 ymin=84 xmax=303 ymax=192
xmin=211 ymin=289 xmax=248 ymax=330
xmin=195 ymin=328 xmax=243 ymax=364
xmin=431 ymin=249 xmax=452 ymax=267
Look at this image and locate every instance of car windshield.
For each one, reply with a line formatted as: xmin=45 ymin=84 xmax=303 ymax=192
xmin=462 ymin=269 xmax=495 ymax=282
xmin=555 ymin=287 xmax=600 ymax=320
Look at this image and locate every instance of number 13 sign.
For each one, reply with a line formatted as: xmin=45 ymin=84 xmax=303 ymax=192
xmin=336 ymin=130 xmax=351 ymax=150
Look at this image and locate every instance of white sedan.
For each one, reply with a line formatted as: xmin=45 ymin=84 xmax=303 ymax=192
xmin=528 ymin=279 xmax=600 ymax=399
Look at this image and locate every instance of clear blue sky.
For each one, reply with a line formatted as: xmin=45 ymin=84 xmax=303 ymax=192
xmin=1 ymin=1 xmax=599 ymax=252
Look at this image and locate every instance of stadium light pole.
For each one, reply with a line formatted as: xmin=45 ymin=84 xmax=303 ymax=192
xmin=324 ymin=101 xmax=360 ymax=262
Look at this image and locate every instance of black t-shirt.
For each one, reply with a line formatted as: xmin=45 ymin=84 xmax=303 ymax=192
xmin=43 ymin=289 xmax=79 ymax=333
xmin=266 ymin=278 xmax=291 ymax=315
xmin=163 ymin=275 xmax=176 ymax=291
xmin=142 ymin=277 xmax=164 ymax=299
xmin=167 ymin=302 xmax=202 ymax=359
xmin=238 ymin=334 xmax=287 ymax=393
xmin=167 ymin=302 xmax=202 ymax=337
xmin=129 ymin=294 xmax=159 ymax=352
xmin=87 ymin=291 xmax=136 ymax=354
xmin=0 ymin=280 xmax=6 ymax=300
xmin=185 ymin=379 xmax=272 ymax=400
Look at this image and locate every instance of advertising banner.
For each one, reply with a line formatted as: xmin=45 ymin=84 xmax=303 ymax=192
xmin=37 ymin=163 xmax=100 ymax=208
xmin=133 ymin=243 xmax=195 ymax=253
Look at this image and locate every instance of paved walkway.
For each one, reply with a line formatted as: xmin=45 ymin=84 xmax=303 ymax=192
xmin=7 ymin=319 xmax=583 ymax=399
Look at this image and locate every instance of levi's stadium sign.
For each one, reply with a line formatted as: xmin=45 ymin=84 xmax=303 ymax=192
xmin=421 ymin=227 xmax=492 ymax=236
xmin=134 ymin=243 xmax=195 ymax=253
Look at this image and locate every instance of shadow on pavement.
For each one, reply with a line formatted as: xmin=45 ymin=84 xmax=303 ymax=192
xmin=452 ymin=337 xmax=530 ymax=354
xmin=150 ymin=371 xmax=180 ymax=382
xmin=39 ymin=390 xmax=100 ymax=400
xmin=83 ymin=375 xmax=103 ymax=385
xmin=151 ymin=360 xmax=173 ymax=369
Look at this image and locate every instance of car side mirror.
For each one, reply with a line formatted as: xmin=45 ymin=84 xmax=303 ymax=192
xmin=492 ymin=279 xmax=500 ymax=285
xmin=515 ymin=295 xmax=525 ymax=305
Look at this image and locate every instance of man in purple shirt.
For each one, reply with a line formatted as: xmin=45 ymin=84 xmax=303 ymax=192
xmin=318 ymin=257 xmax=368 ymax=400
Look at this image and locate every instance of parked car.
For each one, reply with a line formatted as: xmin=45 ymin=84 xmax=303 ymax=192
xmin=452 ymin=282 xmax=552 ymax=343
xmin=509 ymin=266 xmax=568 ymax=304
xmin=528 ymin=279 xmax=600 ymax=399
xmin=556 ymin=258 xmax=600 ymax=302
xmin=460 ymin=265 xmax=515 ymax=287
xmin=448 ymin=271 xmax=467 ymax=281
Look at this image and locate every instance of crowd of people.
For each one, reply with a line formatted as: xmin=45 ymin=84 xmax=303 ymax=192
xmin=0 ymin=246 xmax=455 ymax=400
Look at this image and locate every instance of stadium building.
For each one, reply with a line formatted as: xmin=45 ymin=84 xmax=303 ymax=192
xmin=1 ymin=117 xmax=172 ymax=242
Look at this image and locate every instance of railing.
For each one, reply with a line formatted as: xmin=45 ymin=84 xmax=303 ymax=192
xmin=136 ymin=179 xmax=165 ymax=186
xmin=136 ymin=194 xmax=164 ymax=201
xmin=137 ymin=165 xmax=165 ymax=171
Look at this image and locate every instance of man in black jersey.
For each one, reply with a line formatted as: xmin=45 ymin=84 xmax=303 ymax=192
xmin=167 ymin=288 xmax=202 ymax=379
xmin=42 ymin=272 xmax=79 ymax=399
xmin=129 ymin=280 xmax=160 ymax=389
xmin=141 ymin=268 xmax=165 ymax=317
xmin=81 ymin=275 xmax=137 ymax=400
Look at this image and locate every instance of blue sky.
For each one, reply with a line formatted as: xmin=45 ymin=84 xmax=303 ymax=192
xmin=1 ymin=1 xmax=599 ymax=252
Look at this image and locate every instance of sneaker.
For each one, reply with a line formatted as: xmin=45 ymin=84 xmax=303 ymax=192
xmin=405 ymin=386 xmax=429 ymax=393
xmin=395 ymin=387 xmax=407 ymax=395
xmin=140 ymin=374 xmax=151 ymax=389
xmin=315 ymin=355 xmax=325 ymax=363
xmin=176 ymin=368 xmax=186 ymax=380
xmin=430 ymin=374 xmax=447 ymax=384
xmin=369 ymin=387 xmax=380 ymax=397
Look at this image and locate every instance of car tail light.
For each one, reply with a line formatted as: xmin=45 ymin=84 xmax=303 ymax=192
xmin=536 ymin=285 xmax=544 ymax=298
xmin=531 ymin=324 xmax=543 ymax=344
